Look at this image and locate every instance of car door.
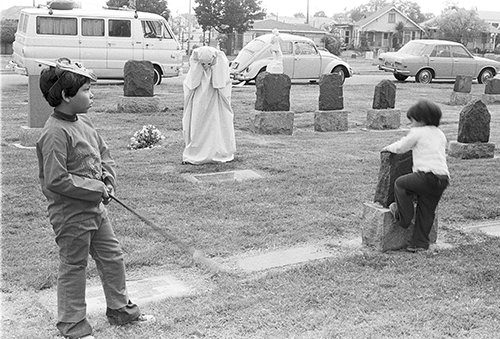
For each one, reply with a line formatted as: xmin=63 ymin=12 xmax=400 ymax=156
xmin=279 ymin=40 xmax=294 ymax=77
xmin=80 ymin=17 xmax=107 ymax=72
xmin=292 ymin=41 xmax=320 ymax=79
xmin=450 ymin=45 xmax=477 ymax=77
xmin=428 ymin=45 xmax=453 ymax=78
xmin=107 ymin=19 xmax=135 ymax=70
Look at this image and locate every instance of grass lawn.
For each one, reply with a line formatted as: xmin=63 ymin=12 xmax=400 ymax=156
xmin=1 ymin=67 xmax=500 ymax=338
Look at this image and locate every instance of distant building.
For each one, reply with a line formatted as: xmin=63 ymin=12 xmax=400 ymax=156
xmin=348 ymin=5 xmax=426 ymax=53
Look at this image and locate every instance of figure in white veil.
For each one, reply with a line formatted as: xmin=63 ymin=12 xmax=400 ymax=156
xmin=182 ymin=46 xmax=236 ymax=164
xmin=267 ymin=29 xmax=283 ymax=74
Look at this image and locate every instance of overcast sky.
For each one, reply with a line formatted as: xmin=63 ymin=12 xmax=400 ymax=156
xmin=2 ymin=0 xmax=500 ymax=17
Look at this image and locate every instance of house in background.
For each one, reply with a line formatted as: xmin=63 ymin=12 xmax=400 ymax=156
xmin=349 ymin=5 xmax=426 ymax=53
xmin=421 ymin=10 xmax=500 ymax=53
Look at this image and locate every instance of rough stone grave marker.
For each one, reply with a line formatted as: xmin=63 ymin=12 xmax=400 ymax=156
xmin=314 ymin=73 xmax=349 ymax=132
xmin=117 ymin=60 xmax=161 ymax=113
xmin=366 ymin=80 xmax=400 ymax=129
xmin=362 ymin=151 xmax=438 ymax=252
xmin=253 ymin=72 xmax=294 ymax=134
xmin=449 ymin=75 xmax=473 ymax=105
xmin=482 ymin=76 xmax=500 ymax=104
xmin=448 ymin=99 xmax=495 ymax=159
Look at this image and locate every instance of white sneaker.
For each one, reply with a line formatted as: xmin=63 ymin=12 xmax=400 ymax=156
xmin=133 ymin=314 xmax=156 ymax=324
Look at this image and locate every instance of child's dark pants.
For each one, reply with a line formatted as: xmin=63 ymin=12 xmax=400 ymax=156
xmin=53 ymin=211 xmax=140 ymax=338
xmin=394 ymin=171 xmax=449 ymax=249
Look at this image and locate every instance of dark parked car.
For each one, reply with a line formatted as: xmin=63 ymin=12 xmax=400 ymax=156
xmin=377 ymin=39 xmax=500 ymax=84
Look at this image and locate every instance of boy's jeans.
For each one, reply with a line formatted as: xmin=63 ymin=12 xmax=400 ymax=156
xmin=53 ymin=211 xmax=140 ymax=338
xmin=394 ymin=171 xmax=449 ymax=249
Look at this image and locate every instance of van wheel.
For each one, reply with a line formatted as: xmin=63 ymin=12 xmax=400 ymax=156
xmin=153 ymin=66 xmax=162 ymax=85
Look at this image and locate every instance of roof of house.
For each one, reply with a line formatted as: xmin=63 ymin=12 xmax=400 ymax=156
xmin=252 ymin=19 xmax=326 ymax=34
xmin=355 ymin=5 xmax=425 ymax=32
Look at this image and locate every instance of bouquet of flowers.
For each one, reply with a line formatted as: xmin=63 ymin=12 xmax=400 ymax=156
xmin=128 ymin=124 xmax=165 ymax=150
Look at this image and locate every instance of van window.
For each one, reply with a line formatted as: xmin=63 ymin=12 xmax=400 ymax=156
xmin=141 ymin=20 xmax=173 ymax=39
xmin=109 ymin=19 xmax=131 ymax=37
xmin=82 ymin=18 xmax=105 ymax=36
xmin=37 ymin=16 xmax=77 ymax=35
xmin=18 ymin=13 xmax=27 ymax=33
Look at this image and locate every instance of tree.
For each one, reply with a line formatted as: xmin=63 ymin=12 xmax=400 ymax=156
xmin=348 ymin=0 xmax=388 ymax=22
xmin=314 ymin=11 xmax=327 ymax=17
xmin=293 ymin=12 xmax=305 ymax=18
xmin=194 ymin=0 xmax=265 ymax=55
xmin=106 ymin=0 xmax=170 ymax=20
xmin=435 ymin=7 xmax=489 ymax=46
xmin=392 ymin=0 xmax=426 ymax=23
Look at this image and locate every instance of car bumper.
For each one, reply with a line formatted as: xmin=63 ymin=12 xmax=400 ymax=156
xmin=378 ymin=65 xmax=410 ymax=75
xmin=8 ymin=60 xmax=28 ymax=76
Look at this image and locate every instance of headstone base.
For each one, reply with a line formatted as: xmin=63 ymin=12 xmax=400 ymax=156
xmin=366 ymin=109 xmax=401 ymax=130
xmin=116 ymin=96 xmax=161 ymax=113
xmin=253 ymin=111 xmax=294 ymax=135
xmin=314 ymin=110 xmax=348 ymax=132
xmin=448 ymin=141 xmax=495 ymax=159
xmin=481 ymin=94 xmax=500 ymax=105
xmin=361 ymin=202 xmax=437 ymax=252
xmin=19 ymin=126 xmax=43 ymax=147
xmin=449 ymin=91 xmax=472 ymax=106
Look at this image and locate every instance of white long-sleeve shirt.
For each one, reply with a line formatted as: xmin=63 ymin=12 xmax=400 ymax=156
xmin=384 ymin=126 xmax=450 ymax=177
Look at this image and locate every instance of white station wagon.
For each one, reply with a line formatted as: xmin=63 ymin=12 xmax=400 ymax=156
xmin=377 ymin=39 xmax=500 ymax=84
xmin=229 ymin=33 xmax=352 ymax=84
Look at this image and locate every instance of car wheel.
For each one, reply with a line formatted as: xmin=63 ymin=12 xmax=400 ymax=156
xmin=153 ymin=65 xmax=162 ymax=85
xmin=478 ymin=68 xmax=495 ymax=84
xmin=331 ymin=66 xmax=346 ymax=83
xmin=394 ymin=74 xmax=408 ymax=82
xmin=416 ymin=69 xmax=432 ymax=84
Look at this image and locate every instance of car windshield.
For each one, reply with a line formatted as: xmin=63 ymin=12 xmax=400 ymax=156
xmin=397 ymin=41 xmax=427 ymax=56
xmin=243 ymin=39 xmax=266 ymax=53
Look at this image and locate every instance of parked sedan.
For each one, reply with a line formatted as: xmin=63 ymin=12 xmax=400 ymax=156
xmin=229 ymin=33 xmax=352 ymax=84
xmin=377 ymin=39 xmax=500 ymax=84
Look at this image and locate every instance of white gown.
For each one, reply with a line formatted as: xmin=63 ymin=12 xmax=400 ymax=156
xmin=182 ymin=46 xmax=236 ymax=164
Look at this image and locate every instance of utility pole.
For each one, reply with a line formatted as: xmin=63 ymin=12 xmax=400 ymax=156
xmin=187 ymin=0 xmax=192 ymax=55
xmin=306 ymin=0 xmax=309 ymax=24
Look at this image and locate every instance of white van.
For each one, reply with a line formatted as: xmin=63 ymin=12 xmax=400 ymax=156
xmin=10 ymin=4 xmax=183 ymax=84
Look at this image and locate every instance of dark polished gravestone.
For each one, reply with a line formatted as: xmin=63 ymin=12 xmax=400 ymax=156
xmin=255 ymin=72 xmax=291 ymax=111
xmin=449 ymin=99 xmax=495 ymax=159
xmin=318 ymin=73 xmax=344 ymax=111
xmin=362 ymin=150 xmax=438 ymax=252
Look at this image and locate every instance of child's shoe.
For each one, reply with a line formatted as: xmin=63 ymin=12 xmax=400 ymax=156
xmin=389 ymin=202 xmax=399 ymax=222
xmin=131 ymin=314 xmax=156 ymax=324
